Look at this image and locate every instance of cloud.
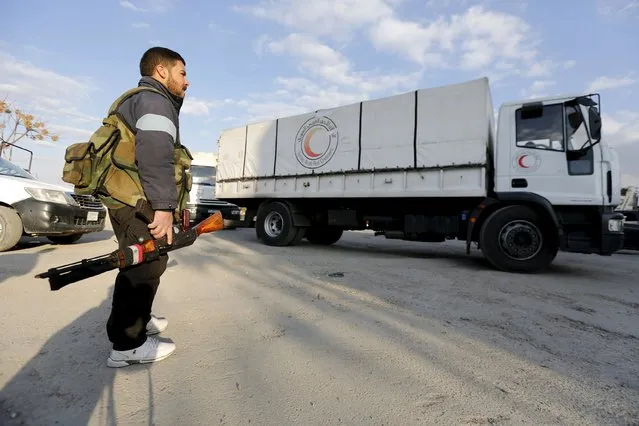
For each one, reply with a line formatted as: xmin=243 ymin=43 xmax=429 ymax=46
xmin=369 ymin=6 xmax=540 ymax=72
xmin=266 ymin=33 xmax=422 ymax=93
xmin=563 ymin=60 xmax=577 ymax=69
xmin=119 ymin=0 xmax=176 ymax=13
xmin=241 ymin=1 xmax=565 ymax=85
xmin=182 ymin=97 xmax=232 ymax=116
xmin=0 ymin=52 xmax=92 ymax=101
xmin=47 ymin=124 xmax=94 ymax=141
xmin=603 ymin=110 xmax=639 ymax=147
xmin=601 ymin=110 xmax=639 ymax=185
xmin=520 ymin=80 xmax=556 ymax=99
xmin=0 ymin=50 xmax=99 ymax=146
xmin=208 ymin=22 xmax=235 ymax=35
xmin=587 ymin=74 xmax=636 ymax=92
xmin=132 ymin=22 xmax=151 ymax=29
xmin=597 ymin=0 xmax=639 ymax=16
xmin=252 ymin=34 xmax=271 ymax=56
xmin=234 ymin=0 xmax=395 ymax=41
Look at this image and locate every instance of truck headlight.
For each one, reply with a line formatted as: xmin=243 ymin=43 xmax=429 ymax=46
xmin=608 ymin=218 xmax=624 ymax=233
xmin=24 ymin=188 xmax=78 ymax=206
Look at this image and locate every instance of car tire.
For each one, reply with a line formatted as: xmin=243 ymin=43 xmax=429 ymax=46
xmin=0 ymin=206 xmax=24 ymax=252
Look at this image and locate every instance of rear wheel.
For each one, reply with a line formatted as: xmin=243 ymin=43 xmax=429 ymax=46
xmin=0 ymin=206 xmax=23 ymax=252
xmin=255 ymin=202 xmax=302 ymax=246
xmin=479 ymin=205 xmax=558 ymax=273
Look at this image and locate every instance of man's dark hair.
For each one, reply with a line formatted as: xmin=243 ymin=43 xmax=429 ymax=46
xmin=139 ymin=47 xmax=186 ymax=76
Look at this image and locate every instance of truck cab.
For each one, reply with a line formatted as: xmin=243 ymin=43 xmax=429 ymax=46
xmin=492 ymin=93 xmax=624 ymax=256
xmin=187 ymin=158 xmax=244 ymax=228
xmin=0 ymin=148 xmax=106 ymax=252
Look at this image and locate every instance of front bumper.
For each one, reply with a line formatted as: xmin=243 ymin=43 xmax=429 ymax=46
xmin=187 ymin=203 xmax=242 ymax=225
xmin=14 ymin=197 xmax=106 ymax=236
xmin=600 ymin=211 xmax=625 ymax=255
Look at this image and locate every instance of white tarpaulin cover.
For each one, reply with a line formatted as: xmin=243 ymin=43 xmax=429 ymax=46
xmin=216 ymin=78 xmax=493 ymax=198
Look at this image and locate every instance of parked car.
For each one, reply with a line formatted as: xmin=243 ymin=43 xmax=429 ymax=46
xmin=0 ymin=154 xmax=106 ymax=252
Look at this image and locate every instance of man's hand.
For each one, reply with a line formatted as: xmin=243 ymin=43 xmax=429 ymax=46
xmin=148 ymin=210 xmax=174 ymax=244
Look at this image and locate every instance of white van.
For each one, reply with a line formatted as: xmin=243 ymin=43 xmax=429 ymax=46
xmin=0 ymin=155 xmax=107 ymax=252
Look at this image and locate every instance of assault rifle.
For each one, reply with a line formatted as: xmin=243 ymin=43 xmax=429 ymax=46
xmin=35 ymin=199 xmax=224 ymax=291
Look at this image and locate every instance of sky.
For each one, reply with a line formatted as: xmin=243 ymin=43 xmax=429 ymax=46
xmin=1 ymin=0 xmax=638 ymax=187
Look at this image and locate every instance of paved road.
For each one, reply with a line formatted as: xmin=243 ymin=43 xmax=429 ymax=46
xmin=1 ymin=224 xmax=638 ymax=425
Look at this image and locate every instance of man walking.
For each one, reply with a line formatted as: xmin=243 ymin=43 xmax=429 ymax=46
xmin=102 ymin=47 xmax=190 ymax=367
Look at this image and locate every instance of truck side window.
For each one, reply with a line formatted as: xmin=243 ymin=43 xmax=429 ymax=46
xmin=565 ymin=105 xmax=594 ymax=176
xmin=515 ymin=104 xmax=564 ymax=152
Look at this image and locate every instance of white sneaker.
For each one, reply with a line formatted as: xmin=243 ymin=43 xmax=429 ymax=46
xmin=146 ymin=314 xmax=168 ymax=335
xmin=107 ymin=336 xmax=176 ymax=368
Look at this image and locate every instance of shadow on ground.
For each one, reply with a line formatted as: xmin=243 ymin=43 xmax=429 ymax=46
xmin=174 ymin=228 xmax=639 ymax=423
xmin=0 ymin=288 xmax=142 ymax=426
xmin=7 ymin=229 xmax=115 ymax=252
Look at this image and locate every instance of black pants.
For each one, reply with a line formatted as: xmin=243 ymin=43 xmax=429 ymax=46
xmin=107 ymin=205 xmax=169 ymax=351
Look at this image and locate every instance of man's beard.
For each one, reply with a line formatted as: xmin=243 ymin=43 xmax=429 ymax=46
xmin=167 ymin=76 xmax=185 ymax=98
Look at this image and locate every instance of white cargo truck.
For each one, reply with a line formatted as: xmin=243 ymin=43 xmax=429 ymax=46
xmin=215 ymin=77 xmax=625 ymax=272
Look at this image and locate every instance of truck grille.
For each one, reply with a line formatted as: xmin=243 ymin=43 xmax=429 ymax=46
xmin=70 ymin=194 xmax=104 ymax=210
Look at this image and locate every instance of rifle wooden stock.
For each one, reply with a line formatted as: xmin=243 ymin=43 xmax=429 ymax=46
xmin=35 ymin=210 xmax=224 ymax=291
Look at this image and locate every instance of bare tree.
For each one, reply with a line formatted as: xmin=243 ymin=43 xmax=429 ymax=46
xmin=0 ymin=98 xmax=59 ymax=160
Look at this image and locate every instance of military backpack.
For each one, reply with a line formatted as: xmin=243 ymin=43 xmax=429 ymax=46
xmin=61 ymin=86 xmax=193 ymax=215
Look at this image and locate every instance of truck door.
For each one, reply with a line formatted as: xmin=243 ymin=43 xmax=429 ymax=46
xmin=507 ymin=99 xmax=601 ymax=206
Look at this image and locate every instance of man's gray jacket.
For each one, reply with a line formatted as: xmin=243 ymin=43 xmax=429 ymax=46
xmin=116 ymin=76 xmax=183 ymax=211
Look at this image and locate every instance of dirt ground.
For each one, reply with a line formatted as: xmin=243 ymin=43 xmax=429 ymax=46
xmin=1 ymin=221 xmax=637 ymax=425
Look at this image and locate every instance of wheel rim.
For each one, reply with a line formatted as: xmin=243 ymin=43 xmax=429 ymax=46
xmin=264 ymin=211 xmax=284 ymax=238
xmin=498 ymin=220 xmax=543 ymax=261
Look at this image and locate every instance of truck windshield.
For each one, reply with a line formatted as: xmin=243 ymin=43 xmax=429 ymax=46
xmin=190 ymin=165 xmax=216 ymax=186
xmin=0 ymin=157 xmax=36 ymax=179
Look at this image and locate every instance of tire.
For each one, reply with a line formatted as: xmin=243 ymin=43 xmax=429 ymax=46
xmin=255 ymin=201 xmax=300 ymax=246
xmin=0 ymin=206 xmax=23 ymax=252
xmin=47 ymin=234 xmax=83 ymax=245
xmin=223 ymin=219 xmax=237 ymax=230
xmin=305 ymin=227 xmax=343 ymax=245
xmin=479 ymin=205 xmax=558 ymax=273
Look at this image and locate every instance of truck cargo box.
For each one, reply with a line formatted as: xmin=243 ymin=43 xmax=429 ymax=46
xmin=216 ymin=77 xmax=494 ymax=200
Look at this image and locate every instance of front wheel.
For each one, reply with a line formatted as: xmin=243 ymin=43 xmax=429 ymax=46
xmin=0 ymin=206 xmax=23 ymax=252
xmin=479 ymin=205 xmax=558 ymax=273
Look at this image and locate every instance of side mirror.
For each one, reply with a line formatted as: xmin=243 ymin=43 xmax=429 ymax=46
xmin=588 ymin=107 xmax=601 ymax=141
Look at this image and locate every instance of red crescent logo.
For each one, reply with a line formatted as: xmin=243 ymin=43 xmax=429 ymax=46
xmin=518 ymin=155 xmax=529 ymax=168
xmin=303 ymin=128 xmax=322 ymax=158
